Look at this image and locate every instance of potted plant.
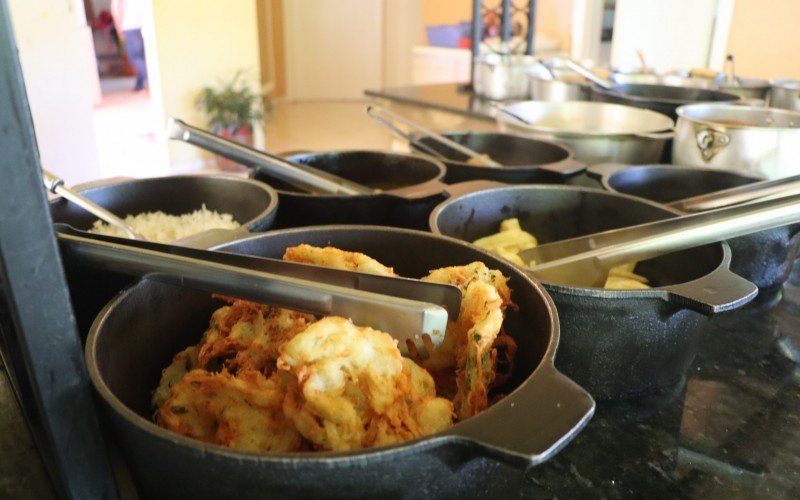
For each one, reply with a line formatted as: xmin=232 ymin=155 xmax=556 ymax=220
xmin=195 ymin=70 xmax=268 ymax=171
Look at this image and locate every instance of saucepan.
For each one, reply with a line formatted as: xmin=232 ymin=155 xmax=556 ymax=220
xmin=429 ymin=184 xmax=758 ymax=399
xmin=85 ymin=226 xmax=595 ymax=499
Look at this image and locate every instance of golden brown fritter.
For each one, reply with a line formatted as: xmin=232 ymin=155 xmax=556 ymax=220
xmin=283 ymin=244 xmax=397 ymax=276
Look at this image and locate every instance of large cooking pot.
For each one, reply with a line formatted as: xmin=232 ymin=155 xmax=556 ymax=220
xmin=591 ymin=83 xmax=740 ymax=121
xmin=429 ymin=184 xmax=757 ymax=399
xmin=50 ymin=175 xmax=280 ymax=337
xmin=587 ymin=163 xmax=800 ymax=292
xmin=249 ymin=150 xmax=458 ymax=230
xmin=85 ymin=226 xmax=595 ymax=499
xmin=610 ymin=72 xmax=715 ymax=89
xmin=411 ymin=132 xmax=585 ymax=184
xmin=473 ymin=53 xmax=539 ymax=100
xmin=769 ymin=79 xmax=800 ymax=112
xmin=497 ymin=101 xmax=674 ymax=165
xmin=672 ymin=103 xmax=800 ymax=179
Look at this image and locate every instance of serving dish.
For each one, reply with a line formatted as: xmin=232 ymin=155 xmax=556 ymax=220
xmin=85 ymin=226 xmax=594 ymax=499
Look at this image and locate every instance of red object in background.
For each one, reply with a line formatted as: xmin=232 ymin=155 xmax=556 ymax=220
xmin=458 ymin=38 xmax=471 ymax=49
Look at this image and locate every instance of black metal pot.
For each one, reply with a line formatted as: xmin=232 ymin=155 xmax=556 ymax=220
xmin=249 ymin=150 xmax=456 ymax=230
xmin=85 ymin=226 xmax=594 ymax=499
xmin=411 ymin=132 xmax=585 ymax=184
xmin=591 ymin=83 xmax=740 ymax=121
xmin=49 ymin=174 xmax=279 ymax=247
xmin=588 ymin=163 xmax=800 ymax=292
xmin=429 ymin=184 xmax=758 ymax=400
xmin=49 ymin=175 xmax=280 ymax=338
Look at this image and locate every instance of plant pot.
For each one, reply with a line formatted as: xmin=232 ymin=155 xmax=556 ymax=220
xmin=214 ymin=125 xmax=253 ymax=171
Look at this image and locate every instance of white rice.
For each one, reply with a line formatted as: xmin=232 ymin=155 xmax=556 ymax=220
xmin=90 ymin=204 xmax=240 ymax=243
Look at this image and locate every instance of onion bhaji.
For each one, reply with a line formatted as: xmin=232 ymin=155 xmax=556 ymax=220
xmin=153 ymin=245 xmax=516 ymax=453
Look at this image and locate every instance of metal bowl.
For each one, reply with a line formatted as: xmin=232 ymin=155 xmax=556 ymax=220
xmin=412 ymin=131 xmax=585 ymax=184
xmin=429 ymin=184 xmax=757 ymax=399
xmin=85 ymin=226 xmax=594 ymax=498
xmin=497 ymin=101 xmax=674 ymax=165
xmin=769 ymin=79 xmax=800 ymax=111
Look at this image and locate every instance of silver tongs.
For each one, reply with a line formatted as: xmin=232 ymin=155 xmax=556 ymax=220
xmin=365 ymin=105 xmax=502 ymax=168
xmin=668 ymin=173 xmax=800 ymax=212
xmin=43 ymin=168 xmax=144 ymax=240
xmin=166 ymin=117 xmax=374 ymax=195
xmin=58 ymin=231 xmax=461 ymax=353
xmin=520 ymin=193 xmax=800 ymax=287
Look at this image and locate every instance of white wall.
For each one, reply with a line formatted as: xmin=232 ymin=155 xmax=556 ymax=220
xmin=149 ymin=0 xmax=262 ymax=169
xmin=8 ymin=0 xmax=102 ymax=185
xmin=611 ymin=0 xmax=718 ymax=71
xmin=283 ymin=0 xmax=384 ymax=99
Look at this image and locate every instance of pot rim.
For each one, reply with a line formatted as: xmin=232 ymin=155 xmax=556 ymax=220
xmin=675 ymin=103 xmax=800 ymax=130
xmin=84 ymin=225 xmax=590 ymax=465
xmin=597 ymin=164 xmax=762 ymax=194
xmin=251 ymin=149 xmax=448 ymax=199
xmin=770 ymin=78 xmax=800 ymax=90
xmin=498 ymin=101 xmax=674 ymax=138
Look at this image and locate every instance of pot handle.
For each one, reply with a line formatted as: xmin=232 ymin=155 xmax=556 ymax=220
xmin=441 ymin=363 xmax=595 ymax=468
xmin=536 ymin=158 xmax=586 ymax=176
xmin=662 ymin=261 xmax=758 ymax=315
xmin=441 ymin=179 xmax=509 ymax=198
xmin=585 ymin=162 xmax=632 ymax=180
xmin=695 ymin=127 xmax=730 ymax=162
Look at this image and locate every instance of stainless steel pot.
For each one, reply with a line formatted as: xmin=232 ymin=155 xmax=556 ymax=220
xmin=473 ymin=53 xmax=538 ymax=100
xmin=611 ymin=72 xmax=714 ymax=89
xmin=715 ymin=76 xmax=770 ymax=101
xmin=769 ymin=79 xmax=800 ymax=111
xmin=672 ymin=103 xmax=800 ymax=179
xmin=529 ymin=75 xmax=591 ymax=102
xmin=591 ymin=84 xmax=740 ymax=121
xmin=496 ymin=101 xmax=674 ymax=165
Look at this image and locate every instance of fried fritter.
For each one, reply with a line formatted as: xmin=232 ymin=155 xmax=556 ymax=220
xmin=158 ymin=369 xmax=304 ymax=452
xmin=197 ymin=298 xmax=316 ymax=376
xmin=278 ymin=316 xmax=453 ymax=451
xmin=152 ymin=345 xmax=199 ymax=410
xmin=283 ymin=244 xmax=396 ymax=276
xmin=420 ymin=262 xmax=516 ymax=420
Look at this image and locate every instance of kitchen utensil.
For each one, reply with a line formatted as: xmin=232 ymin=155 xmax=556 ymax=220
xmin=42 ymin=168 xmax=143 ymax=240
xmin=411 ymin=131 xmax=585 ymax=184
xmin=529 ymin=72 xmax=592 ymax=102
xmin=365 ymin=105 xmax=501 ymax=167
xmin=668 ymin=173 xmax=800 ymax=212
xmin=59 ymin=231 xmax=452 ymax=351
xmin=521 ymin=193 xmax=800 ymax=287
xmin=563 ymin=58 xmax=613 ymax=89
xmin=588 ymin=163 xmax=800 ymax=292
xmin=472 ymin=53 xmax=539 ymax=100
xmin=769 ymin=79 xmax=800 ymax=112
xmin=672 ymin=103 xmax=800 ymax=179
xmin=723 ymin=54 xmax=738 ymax=86
xmin=84 ymin=226 xmax=594 ymax=498
xmin=714 ymin=75 xmax=770 ymax=101
xmin=496 ymin=101 xmax=674 ymax=165
xmin=429 ymin=184 xmax=757 ymax=398
xmin=167 ymin=117 xmax=374 ymax=195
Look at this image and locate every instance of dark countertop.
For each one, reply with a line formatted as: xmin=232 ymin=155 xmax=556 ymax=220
xmin=365 ymin=83 xmax=499 ymax=121
xmin=1 ymin=192 xmax=798 ymax=497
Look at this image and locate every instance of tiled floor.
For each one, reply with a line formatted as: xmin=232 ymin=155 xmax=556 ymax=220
xmin=92 ymin=80 xmax=493 ymax=179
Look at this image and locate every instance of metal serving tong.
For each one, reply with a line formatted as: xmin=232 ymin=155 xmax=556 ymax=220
xmin=561 ymin=58 xmax=614 ymax=89
xmin=42 ymin=168 xmax=144 ymax=240
xmin=365 ymin=105 xmax=502 ymax=168
xmin=57 ymin=230 xmax=461 ymax=353
xmin=166 ymin=117 xmax=374 ymax=195
xmin=668 ymin=173 xmax=800 ymax=212
xmin=520 ymin=193 xmax=800 ymax=287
